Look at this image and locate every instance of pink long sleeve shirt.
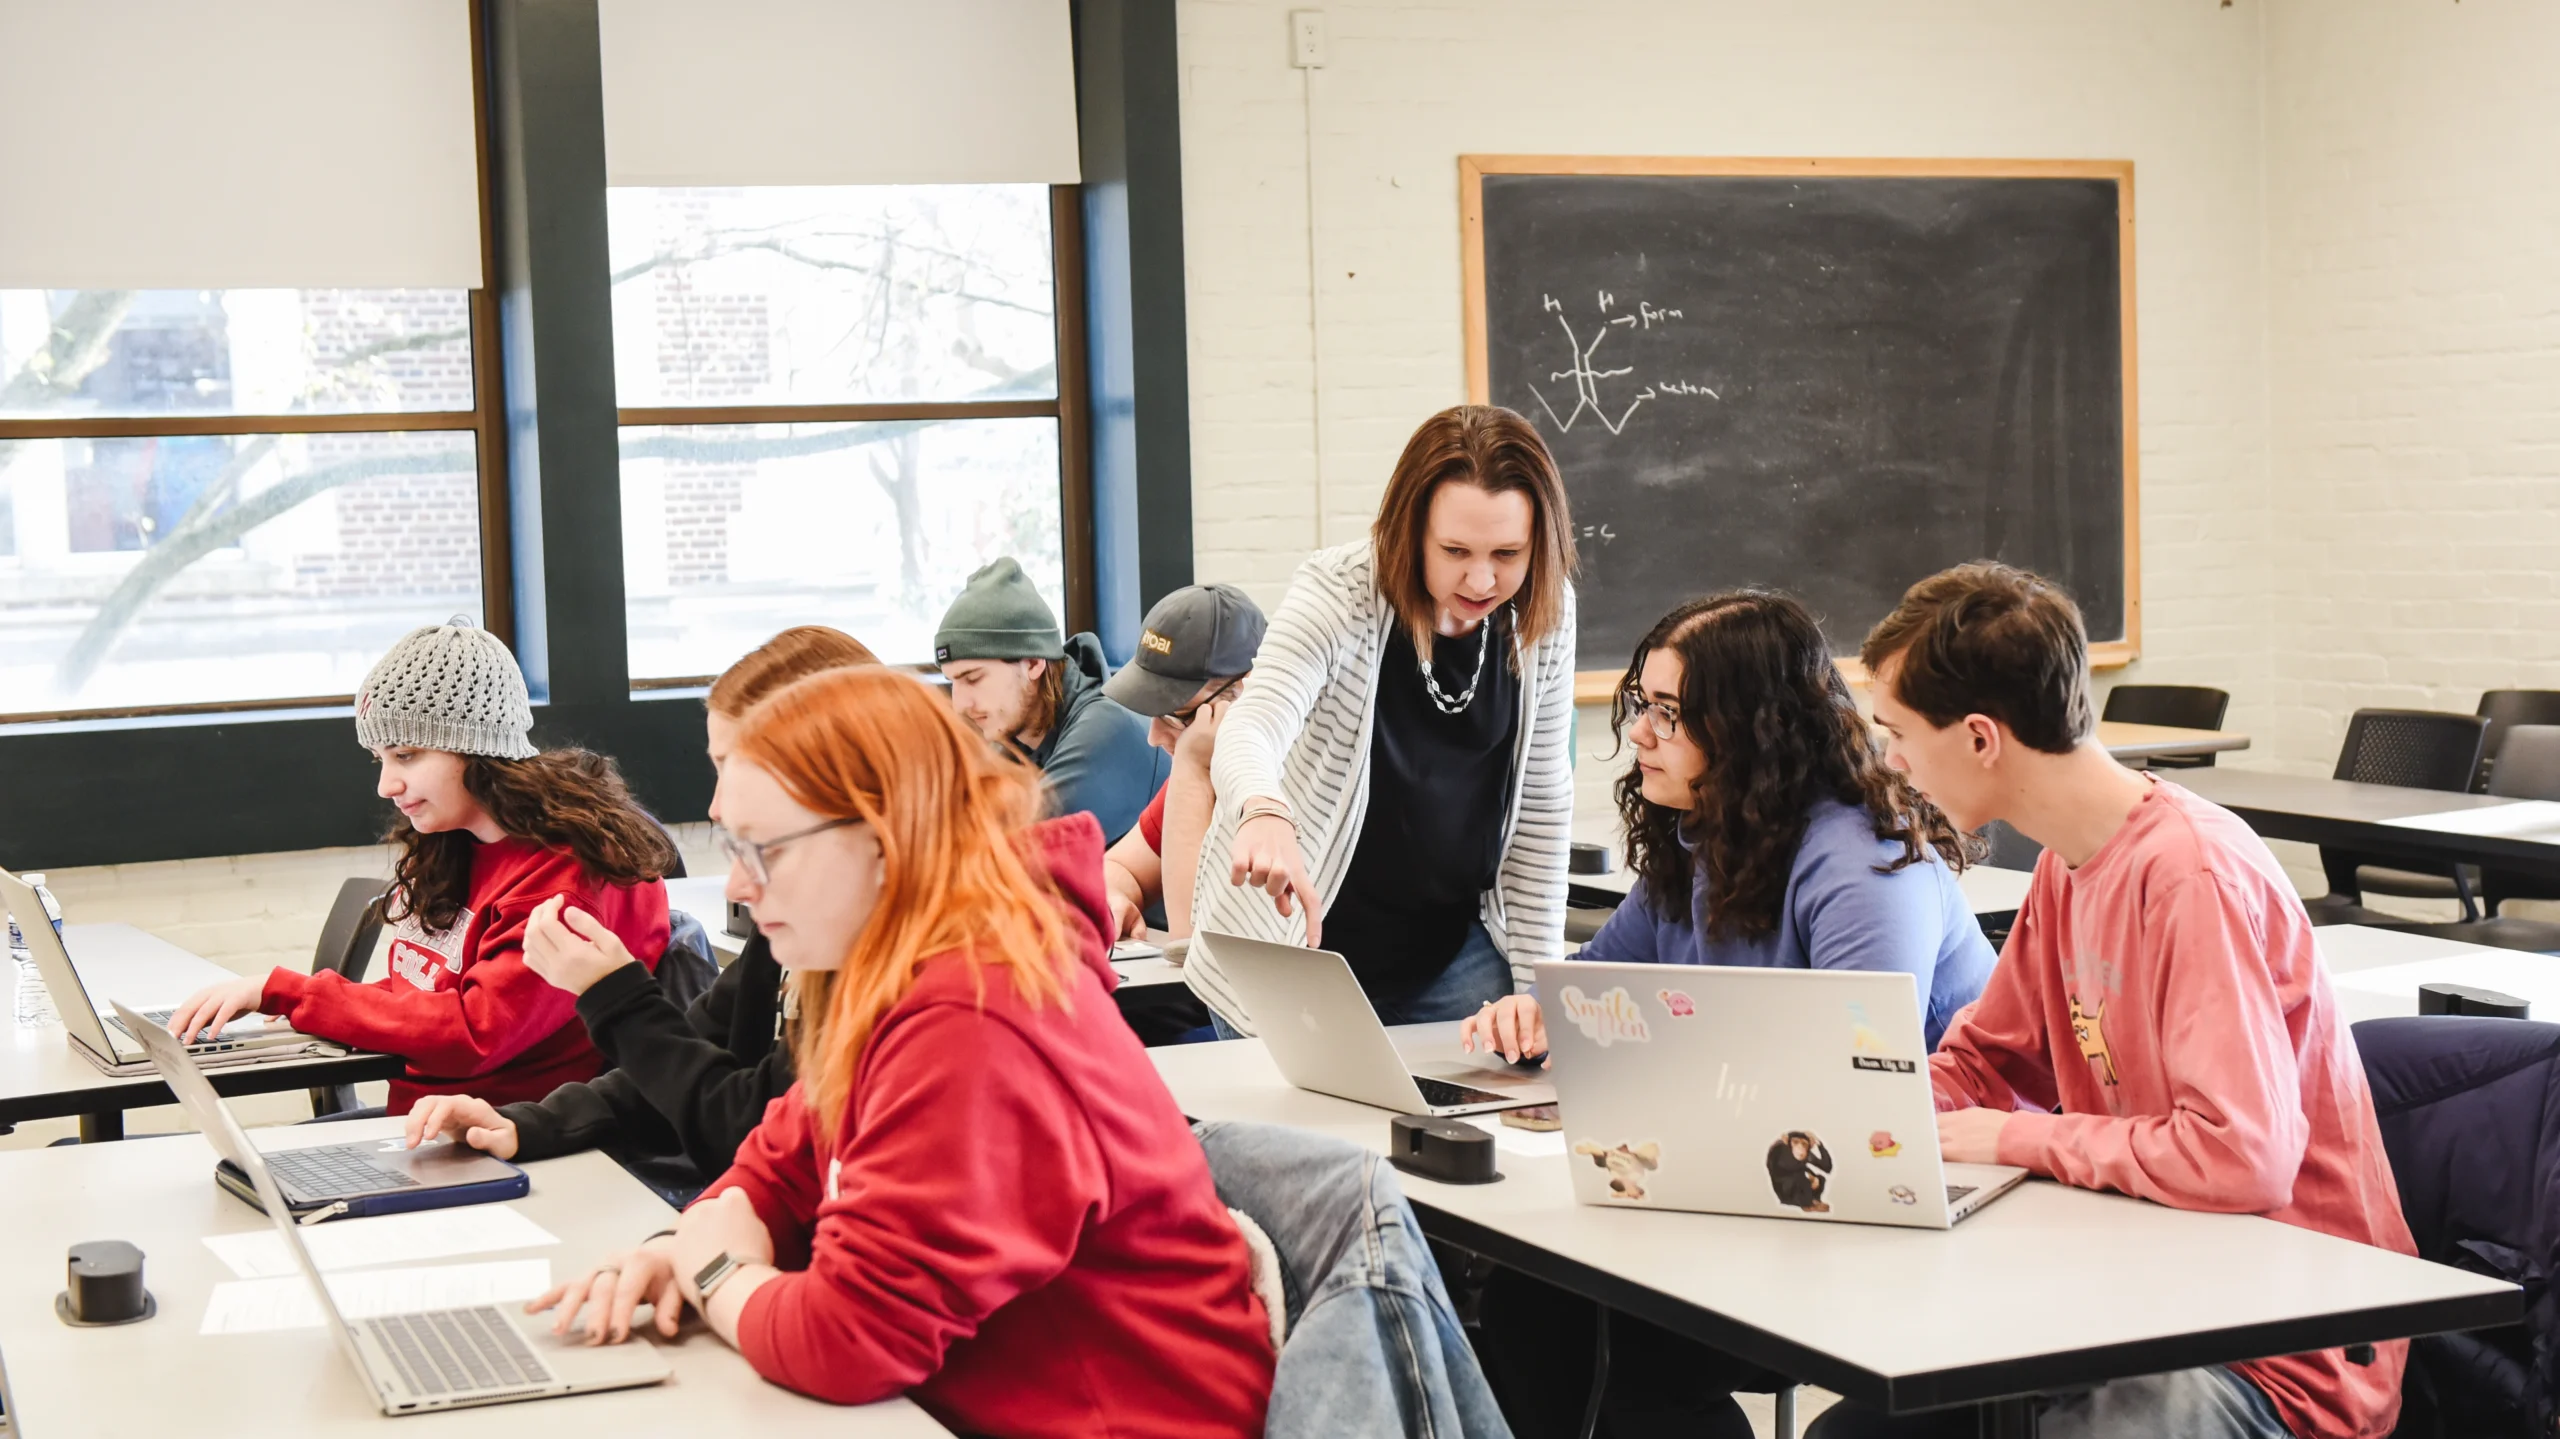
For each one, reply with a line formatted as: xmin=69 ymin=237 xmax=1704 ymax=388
xmin=1932 ymin=779 xmax=2416 ymax=1439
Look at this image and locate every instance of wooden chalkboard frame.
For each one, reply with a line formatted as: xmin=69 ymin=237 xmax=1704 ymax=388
xmin=1458 ymin=155 xmax=2141 ymax=705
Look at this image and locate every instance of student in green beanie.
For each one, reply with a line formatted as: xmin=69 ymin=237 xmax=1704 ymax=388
xmin=935 ymin=558 xmax=1168 ymax=844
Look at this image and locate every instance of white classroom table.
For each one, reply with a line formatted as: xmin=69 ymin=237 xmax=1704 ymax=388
xmin=2316 ymin=923 xmax=2560 ymax=1026
xmin=1 ymin=925 xmax=400 ymax=1142
xmin=0 ymin=1117 xmax=950 ymax=1437
xmin=665 ymin=875 xmax=747 ymax=965
xmin=1152 ymin=1024 xmax=2516 ymax=1423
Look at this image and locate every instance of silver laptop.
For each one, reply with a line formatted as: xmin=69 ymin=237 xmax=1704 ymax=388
xmin=1535 ymin=962 xmax=2029 ymax=1229
xmin=112 ymin=998 xmax=671 ymax=1412
xmin=1 ymin=866 xmax=329 ymax=1075
xmin=1203 ymin=930 xmax=1555 ymax=1117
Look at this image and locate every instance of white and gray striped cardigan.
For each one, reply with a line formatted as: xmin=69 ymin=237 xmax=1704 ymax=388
xmin=1187 ymin=540 xmax=1577 ymax=1034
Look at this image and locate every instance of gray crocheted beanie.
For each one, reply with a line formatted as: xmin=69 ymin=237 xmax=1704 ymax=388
xmin=353 ymin=617 xmax=538 ymax=760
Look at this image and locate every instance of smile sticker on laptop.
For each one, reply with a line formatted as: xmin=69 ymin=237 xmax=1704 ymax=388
xmin=1888 ymin=1185 xmax=1917 ymax=1206
xmin=1656 ymin=989 xmax=1696 ymax=1018
xmin=1869 ymin=1131 xmax=1902 ymax=1158
xmin=1558 ymin=985 xmax=1651 ymax=1047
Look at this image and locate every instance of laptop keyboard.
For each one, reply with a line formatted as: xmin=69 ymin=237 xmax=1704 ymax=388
xmin=1946 ymin=1184 xmax=1977 ymax=1204
xmin=1415 ymin=1076 xmax=1511 ymax=1108
xmin=267 ymin=1145 xmax=417 ymax=1195
xmin=366 ymin=1306 xmax=557 ymax=1397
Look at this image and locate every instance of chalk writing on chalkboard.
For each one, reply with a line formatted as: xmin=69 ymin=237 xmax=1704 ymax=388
xmin=1526 ymin=290 xmax=1718 ymax=437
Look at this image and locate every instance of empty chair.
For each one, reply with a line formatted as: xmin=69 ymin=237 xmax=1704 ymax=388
xmin=2101 ymin=684 xmax=2231 ymax=769
xmin=2477 ymin=690 xmax=2560 ymax=791
xmin=306 ymin=876 xmax=388 ymax=1118
xmin=2376 ymin=726 xmax=2560 ymax=953
xmin=2313 ymin=709 xmax=2488 ymax=926
xmin=2355 ymin=1016 xmax=2560 ymax=1436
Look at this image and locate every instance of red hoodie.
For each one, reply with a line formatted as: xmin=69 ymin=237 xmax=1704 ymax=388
xmin=699 ymin=813 xmax=1274 ymax=1437
xmin=257 ymin=836 xmax=671 ymax=1113
xmin=1933 ymin=780 xmax=2416 ymax=1439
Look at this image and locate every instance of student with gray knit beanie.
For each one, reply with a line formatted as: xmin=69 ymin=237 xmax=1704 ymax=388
xmin=168 ymin=618 xmax=679 ymax=1116
xmin=934 ymin=557 xmax=1168 ymax=845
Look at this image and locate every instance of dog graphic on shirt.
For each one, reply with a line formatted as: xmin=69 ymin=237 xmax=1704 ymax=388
xmin=2069 ymin=995 xmax=2119 ymax=1086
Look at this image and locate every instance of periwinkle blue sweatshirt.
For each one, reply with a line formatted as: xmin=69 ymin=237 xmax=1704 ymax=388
xmin=1576 ymin=798 xmax=1995 ymax=1048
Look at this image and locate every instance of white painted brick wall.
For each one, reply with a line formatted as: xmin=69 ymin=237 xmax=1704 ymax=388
xmin=2264 ymin=0 xmax=2560 ymax=777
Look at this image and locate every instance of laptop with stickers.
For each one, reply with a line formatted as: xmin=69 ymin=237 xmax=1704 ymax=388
xmin=1534 ymin=962 xmax=2028 ymax=1230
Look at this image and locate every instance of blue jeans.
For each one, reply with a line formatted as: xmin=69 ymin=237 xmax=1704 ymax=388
xmin=1807 ymin=1365 xmax=2292 ymax=1439
xmin=1213 ymin=921 xmax=1513 ymax=1039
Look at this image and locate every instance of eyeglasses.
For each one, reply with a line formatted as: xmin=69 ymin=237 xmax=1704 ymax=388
xmin=1621 ymin=686 xmax=1683 ymax=738
xmin=1163 ymin=675 xmax=1242 ymax=730
xmin=713 ymin=817 xmax=861 ymax=887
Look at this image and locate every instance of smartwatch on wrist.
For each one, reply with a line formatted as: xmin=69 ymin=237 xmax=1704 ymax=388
xmin=693 ymin=1251 xmax=743 ymax=1303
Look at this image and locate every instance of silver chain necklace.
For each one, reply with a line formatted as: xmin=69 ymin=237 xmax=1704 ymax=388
xmin=1420 ymin=604 xmax=1509 ymax=715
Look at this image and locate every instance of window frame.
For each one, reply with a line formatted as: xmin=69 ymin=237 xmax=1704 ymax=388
xmin=0 ymin=2 xmax=513 ymax=725
xmin=613 ymin=183 xmax=1096 ymax=692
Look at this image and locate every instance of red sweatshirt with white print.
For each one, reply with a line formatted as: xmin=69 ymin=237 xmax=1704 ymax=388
xmin=696 ymin=813 xmax=1273 ymax=1437
xmin=1932 ymin=779 xmax=2416 ymax=1439
xmin=257 ymin=836 xmax=670 ymax=1113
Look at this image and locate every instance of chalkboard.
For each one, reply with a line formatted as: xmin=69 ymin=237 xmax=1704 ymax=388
xmin=1460 ymin=157 xmax=2138 ymax=692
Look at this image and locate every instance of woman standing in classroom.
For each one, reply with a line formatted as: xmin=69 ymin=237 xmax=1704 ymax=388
xmin=1188 ymin=403 xmax=1578 ymax=1032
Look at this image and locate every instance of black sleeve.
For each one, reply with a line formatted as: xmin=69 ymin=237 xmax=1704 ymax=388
xmin=562 ymin=954 xmax=794 ymax=1179
xmin=501 ymin=1067 xmax=681 ymax=1164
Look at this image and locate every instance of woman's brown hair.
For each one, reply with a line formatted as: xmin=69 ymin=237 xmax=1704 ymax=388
xmin=1615 ymin=591 xmax=1972 ymax=943
xmin=1370 ymin=404 xmax=1577 ymax=655
xmin=707 ymin=625 xmax=880 ymax=719
xmin=736 ymin=666 xmax=1072 ymax=1145
xmin=384 ymin=749 xmax=679 ymax=932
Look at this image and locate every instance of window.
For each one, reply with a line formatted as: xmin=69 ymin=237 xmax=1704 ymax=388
xmin=0 ymin=286 xmax=499 ymax=718
xmin=608 ymin=183 xmax=1084 ymax=681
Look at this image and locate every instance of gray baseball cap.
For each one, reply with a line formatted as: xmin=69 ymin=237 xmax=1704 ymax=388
xmin=1103 ymin=584 xmax=1268 ymax=717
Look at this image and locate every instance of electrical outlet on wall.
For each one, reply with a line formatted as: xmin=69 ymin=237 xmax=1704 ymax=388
xmin=1290 ymin=9 xmax=1326 ymax=68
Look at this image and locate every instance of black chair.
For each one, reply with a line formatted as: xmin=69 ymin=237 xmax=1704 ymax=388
xmin=2376 ymin=726 xmax=2560 ymax=953
xmin=2477 ymin=690 xmax=2560 ymax=791
xmin=307 ymin=877 xmax=388 ymax=1119
xmin=2313 ymin=709 xmax=2489 ymax=926
xmin=2101 ymin=684 xmax=2231 ymax=769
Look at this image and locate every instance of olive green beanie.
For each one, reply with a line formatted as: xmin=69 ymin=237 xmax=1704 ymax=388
xmin=933 ymin=558 xmax=1065 ymax=663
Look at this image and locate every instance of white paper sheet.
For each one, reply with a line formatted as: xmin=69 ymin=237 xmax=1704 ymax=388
xmin=199 ymin=1258 xmax=554 ymax=1335
xmin=2380 ymin=800 xmax=2560 ymax=839
xmin=204 ymin=1203 xmax=558 ymax=1279
xmin=1492 ymin=1127 xmax=1569 ymax=1159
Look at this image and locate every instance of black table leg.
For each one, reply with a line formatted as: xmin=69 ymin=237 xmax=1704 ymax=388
xmin=78 ymin=1109 xmax=124 ymax=1143
xmin=1983 ymin=1397 xmax=2039 ymax=1438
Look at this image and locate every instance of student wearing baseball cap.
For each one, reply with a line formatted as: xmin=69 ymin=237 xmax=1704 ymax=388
xmin=1099 ymin=584 xmax=1268 ymax=942
xmin=934 ymin=557 xmax=1167 ymax=844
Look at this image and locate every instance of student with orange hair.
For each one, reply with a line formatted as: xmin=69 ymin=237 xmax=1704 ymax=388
xmin=403 ymin=626 xmax=877 ymax=1200
xmin=530 ymin=666 xmax=1274 ymax=1437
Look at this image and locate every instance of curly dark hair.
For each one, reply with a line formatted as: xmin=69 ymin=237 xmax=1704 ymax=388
xmin=1614 ymin=591 xmax=1974 ymax=944
xmin=383 ymin=748 xmax=678 ymax=932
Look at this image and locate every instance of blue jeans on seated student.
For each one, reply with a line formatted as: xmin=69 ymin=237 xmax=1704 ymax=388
xmin=1211 ymin=921 xmax=1513 ymax=1039
xmin=1806 ymin=1365 xmax=2291 ymax=1439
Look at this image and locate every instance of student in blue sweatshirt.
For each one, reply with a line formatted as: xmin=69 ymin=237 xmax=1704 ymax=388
xmin=1464 ymin=589 xmax=1995 ymax=1439
xmin=1462 ymin=589 xmax=1993 ymax=1065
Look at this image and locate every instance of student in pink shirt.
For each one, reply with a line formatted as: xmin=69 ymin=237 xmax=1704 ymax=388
xmin=1808 ymin=563 xmax=2416 ymax=1439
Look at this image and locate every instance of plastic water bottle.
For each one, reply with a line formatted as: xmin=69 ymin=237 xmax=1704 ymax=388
xmin=12 ymin=872 xmax=60 ymax=1027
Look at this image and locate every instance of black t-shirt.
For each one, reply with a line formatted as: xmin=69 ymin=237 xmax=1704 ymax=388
xmin=1323 ymin=609 xmax=1520 ymax=997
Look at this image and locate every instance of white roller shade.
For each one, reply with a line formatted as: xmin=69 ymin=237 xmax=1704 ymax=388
xmin=599 ymin=0 xmax=1080 ymax=187
xmin=0 ymin=0 xmax=483 ymax=291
